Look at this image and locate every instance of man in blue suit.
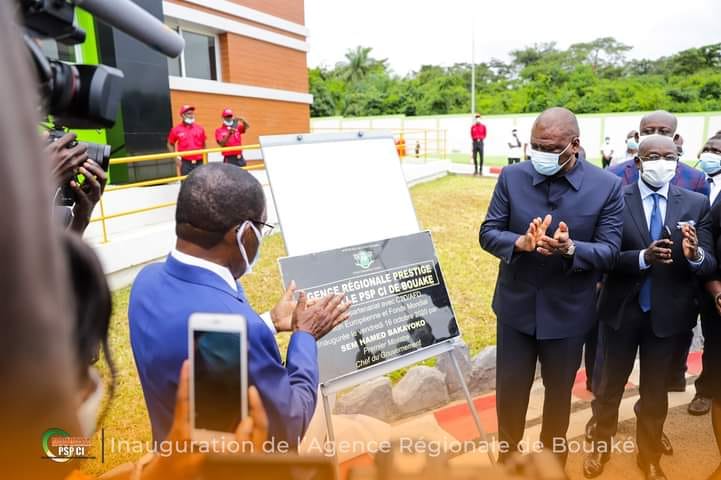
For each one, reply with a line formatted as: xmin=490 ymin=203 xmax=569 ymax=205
xmin=480 ymin=107 xmax=624 ymax=464
xmin=129 ymin=164 xmax=349 ymax=446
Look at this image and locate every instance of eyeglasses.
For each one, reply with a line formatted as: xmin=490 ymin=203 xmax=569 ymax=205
xmin=237 ymin=220 xmax=274 ymax=237
xmin=639 ymin=154 xmax=679 ymax=162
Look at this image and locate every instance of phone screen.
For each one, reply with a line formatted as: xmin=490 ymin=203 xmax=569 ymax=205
xmin=193 ymin=329 xmax=243 ymax=433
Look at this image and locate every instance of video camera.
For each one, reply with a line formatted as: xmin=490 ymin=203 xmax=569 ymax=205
xmin=17 ymin=0 xmax=184 ymax=205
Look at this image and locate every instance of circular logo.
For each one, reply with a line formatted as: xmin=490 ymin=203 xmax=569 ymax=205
xmin=42 ymin=428 xmax=72 ymax=463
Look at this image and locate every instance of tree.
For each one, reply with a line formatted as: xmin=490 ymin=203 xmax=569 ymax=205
xmin=341 ymin=46 xmax=387 ymax=83
xmin=308 ymin=39 xmax=721 ymax=117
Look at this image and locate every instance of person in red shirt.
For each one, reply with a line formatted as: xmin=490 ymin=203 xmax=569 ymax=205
xmin=167 ymin=105 xmax=207 ymax=176
xmin=470 ymin=113 xmax=487 ymax=175
xmin=215 ymin=108 xmax=250 ymax=167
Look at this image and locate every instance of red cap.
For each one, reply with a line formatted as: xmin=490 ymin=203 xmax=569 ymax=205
xmin=179 ymin=104 xmax=195 ymax=116
xmin=222 ymin=108 xmax=233 ymax=117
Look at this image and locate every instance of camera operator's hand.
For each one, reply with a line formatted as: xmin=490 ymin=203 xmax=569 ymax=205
xmin=69 ymin=161 xmax=107 ymax=234
xmin=292 ymin=292 xmax=350 ymax=340
xmin=45 ymin=132 xmax=88 ymax=187
xmin=136 ymin=361 xmax=269 ymax=480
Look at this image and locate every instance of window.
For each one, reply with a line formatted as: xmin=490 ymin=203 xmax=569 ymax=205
xmin=166 ymin=25 xmax=220 ymax=81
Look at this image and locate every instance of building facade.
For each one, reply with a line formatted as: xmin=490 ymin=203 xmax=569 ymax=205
xmin=46 ymin=0 xmax=310 ymax=183
xmin=163 ymin=0 xmax=312 ymax=162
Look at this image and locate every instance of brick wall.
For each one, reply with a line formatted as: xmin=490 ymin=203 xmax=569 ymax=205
xmin=229 ymin=0 xmax=304 ymax=25
xmin=166 ymin=0 xmax=310 ymax=149
xmin=166 ymin=0 xmax=306 ymax=40
xmin=219 ymin=33 xmax=308 ymax=92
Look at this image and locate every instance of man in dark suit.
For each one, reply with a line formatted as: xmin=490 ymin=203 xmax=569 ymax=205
xmin=480 ymin=107 xmax=624 ymax=464
xmin=129 ymin=164 xmax=349 ymax=445
xmin=584 ymin=135 xmax=716 ymax=480
xmin=689 ymin=135 xmax=721 ymax=419
xmin=593 ymin=111 xmax=709 ymax=428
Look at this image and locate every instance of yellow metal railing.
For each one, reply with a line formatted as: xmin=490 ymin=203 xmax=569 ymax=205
xmin=90 ymin=144 xmax=264 ymax=244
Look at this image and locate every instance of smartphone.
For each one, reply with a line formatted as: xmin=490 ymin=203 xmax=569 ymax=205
xmin=189 ymin=313 xmax=248 ymax=443
xmin=662 ymin=225 xmax=673 ymax=241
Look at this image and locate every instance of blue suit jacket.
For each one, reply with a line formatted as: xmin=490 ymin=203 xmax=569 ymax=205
xmin=128 ymin=255 xmax=318 ymax=446
xmin=480 ymin=159 xmax=624 ymax=339
xmin=608 ymin=159 xmax=709 ymax=196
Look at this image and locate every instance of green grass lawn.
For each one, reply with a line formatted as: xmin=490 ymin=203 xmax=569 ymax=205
xmin=84 ymin=174 xmax=500 ymax=476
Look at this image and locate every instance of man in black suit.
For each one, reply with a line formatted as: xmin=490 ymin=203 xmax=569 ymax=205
xmin=584 ymin=135 xmax=716 ymax=480
xmin=690 ymin=134 xmax=721 ymax=420
xmin=480 ymin=107 xmax=624 ymax=465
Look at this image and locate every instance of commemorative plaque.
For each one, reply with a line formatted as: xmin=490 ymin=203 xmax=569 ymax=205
xmin=279 ymin=231 xmax=459 ymax=383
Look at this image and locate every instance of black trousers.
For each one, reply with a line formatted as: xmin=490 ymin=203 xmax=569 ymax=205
xmin=472 ymin=140 xmax=484 ymax=172
xmin=695 ymin=307 xmax=721 ymax=398
xmin=585 ymin=321 xmax=600 ymax=392
xmin=181 ymin=160 xmax=202 ymax=176
xmin=668 ymin=329 xmax=693 ymax=390
xmin=602 ymin=156 xmax=611 ymax=169
xmin=507 ymin=157 xmax=521 ymax=165
xmin=496 ymin=322 xmax=584 ymax=464
xmin=592 ymin=308 xmax=679 ymax=464
xmin=223 ymin=154 xmax=246 ymax=167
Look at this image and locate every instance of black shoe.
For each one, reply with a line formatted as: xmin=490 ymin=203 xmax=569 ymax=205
xmin=585 ymin=417 xmax=597 ymax=443
xmin=583 ymin=451 xmax=610 ymax=478
xmin=660 ymin=433 xmax=673 ymax=456
xmin=637 ymin=458 xmax=667 ymax=480
xmin=688 ymin=394 xmax=712 ymax=416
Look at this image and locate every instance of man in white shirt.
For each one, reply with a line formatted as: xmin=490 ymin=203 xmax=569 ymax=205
xmin=601 ymin=136 xmax=614 ymax=169
xmin=507 ymin=128 xmax=522 ymax=165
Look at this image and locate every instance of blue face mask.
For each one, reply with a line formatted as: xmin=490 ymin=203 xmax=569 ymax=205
xmin=699 ymin=152 xmax=721 ymax=175
xmin=529 ymin=142 xmax=573 ymax=176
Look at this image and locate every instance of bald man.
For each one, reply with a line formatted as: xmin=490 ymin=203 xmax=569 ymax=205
xmin=480 ymin=107 xmax=624 ymax=465
xmin=602 ymin=110 xmax=709 ymax=418
xmin=585 ymin=136 xmax=715 ymax=480
xmin=608 ymin=111 xmax=708 ymax=196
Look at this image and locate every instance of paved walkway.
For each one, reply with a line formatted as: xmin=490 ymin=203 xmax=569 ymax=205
xmin=324 ymin=351 xmax=718 ymax=479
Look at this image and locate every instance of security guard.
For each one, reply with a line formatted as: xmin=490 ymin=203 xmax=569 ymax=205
xmin=215 ymin=108 xmax=249 ymax=167
xmin=167 ymin=105 xmax=207 ymax=176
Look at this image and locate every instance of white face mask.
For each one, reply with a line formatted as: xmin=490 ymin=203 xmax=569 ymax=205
xmin=529 ymin=142 xmax=573 ymax=176
xmin=183 ymin=116 xmax=195 ymax=125
xmin=223 ymin=119 xmax=234 ymax=127
xmin=475 ymin=118 xmax=481 ymax=124
xmin=640 ymin=160 xmax=676 ymax=188
xmin=236 ymin=221 xmax=262 ymax=276
xmin=699 ymin=152 xmax=721 ymax=176
xmin=77 ymin=367 xmax=104 ymax=437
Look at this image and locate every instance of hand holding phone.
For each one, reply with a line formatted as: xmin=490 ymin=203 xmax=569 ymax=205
xmin=644 ymin=236 xmax=674 ymax=266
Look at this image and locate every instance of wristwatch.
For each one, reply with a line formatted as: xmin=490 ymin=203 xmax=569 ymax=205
xmin=562 ymin=240 xmax=576 ymax=258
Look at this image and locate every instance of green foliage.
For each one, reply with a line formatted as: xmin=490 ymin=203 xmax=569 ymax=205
xmin=310 ymin=41 xmax=721 ymax=117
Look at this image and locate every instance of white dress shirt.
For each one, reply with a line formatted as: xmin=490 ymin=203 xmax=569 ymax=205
xmin=637 ymin=179 xmax=704 ymax=270
xmin=708 ymin=173 xmax=721 ymax=206
xmin=170 ymin=248 xmax=276 ymax=333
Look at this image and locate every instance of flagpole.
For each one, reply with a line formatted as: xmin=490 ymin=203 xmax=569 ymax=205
xmin=471 ymin=11 xmax=476 ymax=115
